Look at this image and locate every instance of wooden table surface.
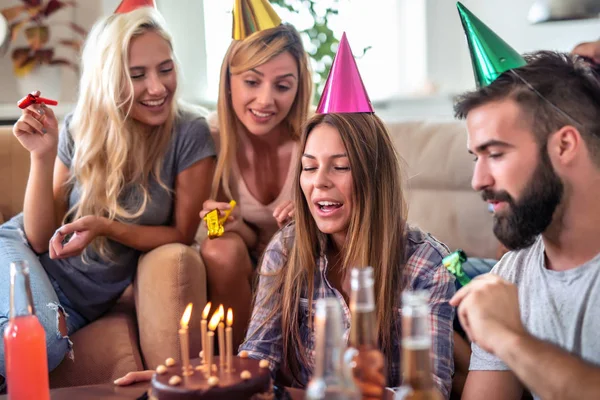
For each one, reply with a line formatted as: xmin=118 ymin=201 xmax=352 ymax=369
xmin=0 ymin=383 xmax=396 ymax=399
xmin=0 ymin=383 xmax=150 ymax=400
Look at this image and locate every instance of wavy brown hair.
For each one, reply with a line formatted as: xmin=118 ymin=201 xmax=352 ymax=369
xmin=211 ymin=23 xmax=313 ymax=199
xmin=257 ymin=113 xmax=408 ymax=383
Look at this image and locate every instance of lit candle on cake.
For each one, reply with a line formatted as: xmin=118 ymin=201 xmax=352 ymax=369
xmin=179 ymin=303 xmax=193 ymax=376
xmin=218 ymin=305 xmax=225 ymax=369
xmin=201 ymin=302 xmax=211 ymax=365
xmin=226 ymin=308 xmax=233 ymax=372
xmin=207 ymin=310 xmax=221 ymax=377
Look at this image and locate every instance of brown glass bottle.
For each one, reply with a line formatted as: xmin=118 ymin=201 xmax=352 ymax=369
xmin=400 ymin=291 xmax=437 ymax=400
xmin=348 ymin=267 xmax=386 ymax=400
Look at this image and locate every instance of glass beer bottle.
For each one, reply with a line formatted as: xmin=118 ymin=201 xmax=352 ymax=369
xmin=3 ymin=261 xmax=50 ymax=400
xmin=400 ymin=290 xmax=437 ymax=400
xmin=306 ymin=298 xmax=360 ymax=400
xmin=348 ymin=267 xmax=386 ymax=400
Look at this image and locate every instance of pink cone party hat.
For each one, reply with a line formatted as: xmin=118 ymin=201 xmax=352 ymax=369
xmin=114 ymin=0 xmax=156 ymax=14
xmin=316 ymin=32 xmax=374 ymax=114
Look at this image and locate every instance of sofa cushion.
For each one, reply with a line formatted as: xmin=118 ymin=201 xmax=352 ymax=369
xmin=388 ymin=120 xmax=499 ymax=259
xmin=0 ymin=127 xmax=29 ymax=221
xmin=135 ymin=243 xmax=207 ymax=371
xmin=49 ymin=286 xmax=143 ymax=388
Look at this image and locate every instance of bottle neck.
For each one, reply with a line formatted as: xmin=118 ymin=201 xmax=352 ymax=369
xmin=349 ymin=301 xmax=378 ymax=348
xmin=349 ymin=268 xmax=377 ymax=348
xmin=9 ymin=261 xmax=36 ymax=319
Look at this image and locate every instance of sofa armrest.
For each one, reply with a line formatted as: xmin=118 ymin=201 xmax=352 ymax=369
xmin=134 ymin=243 xmax=207 ymax=370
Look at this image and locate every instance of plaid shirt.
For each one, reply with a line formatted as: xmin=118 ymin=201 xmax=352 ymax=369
xmin=240 ymin=224 xmax=455 ymax=399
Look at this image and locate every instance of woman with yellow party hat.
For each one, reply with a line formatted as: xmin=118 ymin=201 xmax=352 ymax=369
xmin=198 ymin=0 xmax=313 ymax=350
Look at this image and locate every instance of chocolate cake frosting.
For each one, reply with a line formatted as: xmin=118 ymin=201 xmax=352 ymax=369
xmin=150 ymin=356 xmax=273 ymax=400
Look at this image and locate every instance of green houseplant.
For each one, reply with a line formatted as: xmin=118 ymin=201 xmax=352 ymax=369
xmin=270 ymin=0 xmax=340 ymax=97
xmin=1 ymin=0 xmax=86 ymax=77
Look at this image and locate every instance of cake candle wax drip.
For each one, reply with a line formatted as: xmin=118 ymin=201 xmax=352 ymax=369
xmin=226 ymin=308 xmax=233 ymax=372
xmin=218 ymin=305 xmax=225 ymax=368
xmin=200 ymin=302 xmax=211 ymax=366
xmin=207 ymin=310 xmax=221 ymax=376
xmin=179 ymin=303 xmax=194 ymax=376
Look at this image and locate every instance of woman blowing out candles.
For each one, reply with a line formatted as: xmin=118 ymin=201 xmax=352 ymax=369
xmin=115 ymin=32 xmax=455 ymax=399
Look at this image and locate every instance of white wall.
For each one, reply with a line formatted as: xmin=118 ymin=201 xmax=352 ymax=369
xmin=3 ymin=0 xmax=599 ymax=121
xmin=378 ymin=0 xmax=600 ymax=121
xmin=156 ymin=0 xmax=208 ymax=104
xmin=426 ymin=0 xmax=600 ymax=96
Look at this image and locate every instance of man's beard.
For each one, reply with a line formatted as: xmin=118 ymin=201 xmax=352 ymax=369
xmin=482 ymin=149 xmax=564 ymax=250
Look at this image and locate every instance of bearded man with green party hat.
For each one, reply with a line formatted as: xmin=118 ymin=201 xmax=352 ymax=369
xmin=449 ymin=3 xmax=600 ymax=400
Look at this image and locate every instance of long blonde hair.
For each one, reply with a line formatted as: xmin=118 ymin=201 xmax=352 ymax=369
xmin=262 ymin=113 xmax=408 ymax=383
xmin=68 ymin=7 xmax=179 ymax=260
xmin=211 ymin=24 xmax=313 ymax=199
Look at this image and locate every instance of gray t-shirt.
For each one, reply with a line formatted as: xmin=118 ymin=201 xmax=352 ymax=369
xmin=470 ymin=236 xmax=600 ymax=399
xmin=41 ymin=109 xmax=215 ymax=321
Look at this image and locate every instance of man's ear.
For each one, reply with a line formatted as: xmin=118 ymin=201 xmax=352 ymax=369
xmin=547 ymin=125 xmax=581 ymax=167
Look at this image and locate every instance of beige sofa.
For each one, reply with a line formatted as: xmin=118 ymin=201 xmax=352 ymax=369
xmin=0 ymin=117 xmax=497 ymax=388
xmin=0 ymin=126 xmax=208 ymax=388
xmin=390 ymin=120 xmax=498 ymax=259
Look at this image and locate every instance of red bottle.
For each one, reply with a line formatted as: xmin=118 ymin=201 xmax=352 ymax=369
xmin=4 ymin=261 xmax=50 ymax=400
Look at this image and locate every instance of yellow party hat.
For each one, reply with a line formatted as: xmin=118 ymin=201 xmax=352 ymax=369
xmin=232 ymin=0 xmax=282 ymax=40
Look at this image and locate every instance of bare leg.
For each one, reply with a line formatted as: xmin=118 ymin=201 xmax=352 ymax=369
xmin=201 ymin=232 xmax=254 ymax=352
xmin=58 ymin=310 xmax=67 ymax=336
xmin=452 ymin=331 xmax=472 ymax=399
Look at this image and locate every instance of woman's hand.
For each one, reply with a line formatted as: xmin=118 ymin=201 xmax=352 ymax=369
xmin=12 ymin=91 xmax=59 ymax=160
xmin=351 ymin=349 xmax=386 ymax=400
xmin=113 ymin=370 xmax=154 ymax=386
xmin=200 ymin=199 xmax=241 ymax=229
xmin=49 ymin=216 xmax=108 ymax=260
xmin=273 ymin=200 xmax=294 ymax=228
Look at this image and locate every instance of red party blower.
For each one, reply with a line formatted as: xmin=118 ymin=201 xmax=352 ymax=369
xmin=17 ymin=93 xmax=59 ymax=109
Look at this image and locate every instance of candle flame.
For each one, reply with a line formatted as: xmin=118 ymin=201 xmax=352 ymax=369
xmin=208 ymin=310 xmax=221 ymax=331
xmin=219 ymin=304 xmax=225 ymax=321
xmin=202 ymin=302 xmax=212 ymax=320
xmin=227 ymin=308 xmax=233 ymax=327
xmin=180 ymin=303 xmax=193 ymax=328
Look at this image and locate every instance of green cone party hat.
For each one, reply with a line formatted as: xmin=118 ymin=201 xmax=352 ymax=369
xmin=457 ymin=2 xmax=526 ymax=87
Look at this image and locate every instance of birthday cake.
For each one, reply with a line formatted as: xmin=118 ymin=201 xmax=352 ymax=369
xmin=149 ymin=354 xmax=273 ymax=400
